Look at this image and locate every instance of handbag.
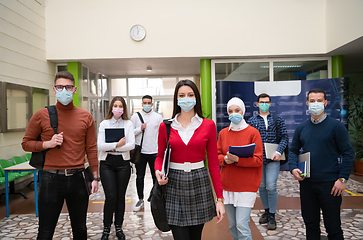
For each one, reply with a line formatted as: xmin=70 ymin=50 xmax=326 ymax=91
xmin=29 ymin=106 xmax=58 ymax=169
xmin=130 ymin=112 xmax=144 ymax=164
xmin=150 ymin=120 xmax=171 ymax=232
xmin=272 ymin=114 xmax=289 ymax=165
xmin=82 ymin=165 xmax=94 ymax=195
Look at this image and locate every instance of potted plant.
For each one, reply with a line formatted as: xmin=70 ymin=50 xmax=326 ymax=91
xmin=344 ymin=78 xmax=363 ymax=175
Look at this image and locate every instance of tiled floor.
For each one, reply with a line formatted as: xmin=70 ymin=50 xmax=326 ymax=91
xmin=0 ymin=167 xmax=363 ymax=239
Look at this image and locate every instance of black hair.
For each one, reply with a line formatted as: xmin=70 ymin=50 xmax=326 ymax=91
xmin=142 ymin=95 xmax=153 ymax=101
xmin=307 ymin=88 xmax=326 ymax=100
xmin=54 ymin=71 xmax=75 ymax=85
xmin=257 ymin=93 xmax=271 ymax=102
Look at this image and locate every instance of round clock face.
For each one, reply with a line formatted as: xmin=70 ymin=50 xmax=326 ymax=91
xmin=130 ymin=24 xmax=146 ymax=41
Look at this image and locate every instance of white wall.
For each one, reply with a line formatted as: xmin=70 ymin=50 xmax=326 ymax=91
xmin=326 ymin=0 xmax=363 ymax=52
xmin=45 ymin=0 xmax=327 ymax=60
xmin=0 ymin=0 xmax=55 ymax=159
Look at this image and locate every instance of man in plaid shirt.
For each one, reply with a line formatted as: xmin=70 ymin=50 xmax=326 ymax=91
xmin=247 ymin=93 xmax=288 ymax=230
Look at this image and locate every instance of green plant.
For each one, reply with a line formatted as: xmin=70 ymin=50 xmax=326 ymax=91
xmin=343 ymin=78 xmax=363 ymax=160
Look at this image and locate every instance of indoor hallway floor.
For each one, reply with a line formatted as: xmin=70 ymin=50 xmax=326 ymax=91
xmin=0 ymin=166 xmax=363 ymax=240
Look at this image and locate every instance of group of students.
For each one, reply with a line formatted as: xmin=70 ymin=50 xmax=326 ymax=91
xmin=22 ymin=71 xmax=355 ymax=240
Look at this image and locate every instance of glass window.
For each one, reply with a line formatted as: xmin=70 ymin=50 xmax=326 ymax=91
xmin=89 ymin=71 xmax=97 ymax=96
xmin=178 ymin=76 xmax=194 ymax=82
xmin=128 ymin=77 xmax=176 ymax=96
xmin=6 ymin=88 xmax=30 ymax=130
xmin=97 ymin=74 xmax=102 ymax=97
xmin=102 ymin=76 xmax=108 ymax=97
xmin=111 ymin=78 xmax=127 ymax=97
xmin=273 ymin=60 xmax=328 ymax=81
xmin=57 ymin=65 xmax=67 ymax=72
xmin=215 ymin=62 xmax=269 ymax=81
xmin=32 ymin=88 xmax=49 ymax=114
xmin=82 ymin=67 xmax=88 ymax=97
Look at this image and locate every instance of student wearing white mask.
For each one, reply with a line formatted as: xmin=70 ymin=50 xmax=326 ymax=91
xmin=289 ymin=88 xmax=354 ymax=240
xmin=155 ymin=80 xmax=225 ymax=240
xmin=217 ymin=97 xmax=263 ymax=240
xmin=131 ymin=95 xmax=163 ymax=211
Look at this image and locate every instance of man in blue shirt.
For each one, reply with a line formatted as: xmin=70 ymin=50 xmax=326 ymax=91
xmin=289 ymin=88 xmax=355 ymax=240
xmin=248 ymin=93 xmax=288 ymax=230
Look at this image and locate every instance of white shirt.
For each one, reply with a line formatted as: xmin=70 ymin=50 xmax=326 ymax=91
xmin=171 ymin=113 xmax=203 ymax=145
xmin=223 ymin=190 xmax=257 ymax=208
xmin=131 ymin=110 xmax=163 ymax=154
xmin=98 ymin=117 xmax=135 ymax=161
xmin=261 ymin=114 xmax=268 ymax=130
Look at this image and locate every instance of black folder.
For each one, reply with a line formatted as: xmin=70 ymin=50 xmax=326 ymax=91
xmin=105 ymin=128 xmax=125 ymax=143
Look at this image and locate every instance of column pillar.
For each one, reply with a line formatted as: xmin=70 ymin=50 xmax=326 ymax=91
xmin=200 ymin=59 xmax=212 ymax=119
xmin=67 ymin=62 xmax=82 ymax=108
xmin=332 ymin=55 xmax=343 ymax=78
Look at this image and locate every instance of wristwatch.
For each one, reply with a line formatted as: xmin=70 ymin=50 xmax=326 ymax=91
xmin=339 ymin=178 xmax=347 ymax=183
xmin=216 ymin=198 xmax=225 ymax=203
xmin=93 ymin=177 xmax=101 ymax=182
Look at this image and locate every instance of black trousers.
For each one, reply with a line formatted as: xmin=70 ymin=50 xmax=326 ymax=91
xmin=170 ymin=224 xmax=205 ymax=240
xmin=37 ymin=171 xmax=89 ymax=240
xmin=100 ymin=154 xmax=131 ymax=227
xmin=135 ymin=153 xmax=157 ymax=200
xmin=300 ymin=180 xmax=343 ymax=240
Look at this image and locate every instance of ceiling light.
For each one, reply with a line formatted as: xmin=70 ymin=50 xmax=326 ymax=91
xmin=147 ymin=66 xmax=152 ymax=72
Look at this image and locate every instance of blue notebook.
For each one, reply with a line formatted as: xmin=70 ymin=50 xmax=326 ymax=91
xmin=105 ymin=128 xmax=125 ymax=143
xmin=298 ymin=161 xmax=308 ymax=177
xmin=229 ymin=143 xmax=256 ymax=158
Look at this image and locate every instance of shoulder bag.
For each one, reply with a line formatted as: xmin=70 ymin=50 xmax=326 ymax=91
xmin=130 ymin=112 xmax=144 ymax=164
xmin=29 ymin=106 xmax=58 ymax=169
xmin=150 ymin=119 xmax=171 ymax=232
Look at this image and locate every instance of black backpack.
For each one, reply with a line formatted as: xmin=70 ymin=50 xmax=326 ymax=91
xmin=29 ymin=106 xmax=58 ymax=169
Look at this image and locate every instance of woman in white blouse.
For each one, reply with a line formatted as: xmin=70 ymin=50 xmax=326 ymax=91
xmin=98 ymin=96 xmax=135 ymax=240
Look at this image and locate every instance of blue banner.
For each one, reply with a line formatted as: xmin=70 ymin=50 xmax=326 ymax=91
xmin=216 ymin=78 xmax=347 ymax=170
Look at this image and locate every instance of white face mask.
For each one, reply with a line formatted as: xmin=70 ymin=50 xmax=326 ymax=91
xmin=309 ymin=102 xmax=325 ymax=116
xmin=56 ymin=88 xmax=73 ymax=105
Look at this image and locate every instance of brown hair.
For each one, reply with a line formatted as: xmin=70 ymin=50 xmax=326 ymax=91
xmin=172 ymin=80 xmax=203 ymax=118
xmin=54 ymin=71 xmax=75 ymax=85
xmin=104 ymin=96 xmax=129 ymax=120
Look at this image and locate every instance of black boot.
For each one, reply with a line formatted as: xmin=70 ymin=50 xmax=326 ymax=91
xmin=101 ymin=226 xmax=111 ymax=240
xmin=115 ymin=225 xmax=126 ymax=240
xmin=259 ymin=209 xmax=270 ymax=224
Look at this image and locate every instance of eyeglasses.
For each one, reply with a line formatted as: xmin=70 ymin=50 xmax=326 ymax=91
xmin=54 ymin=85 xmax=75 ymax=91
xmin=259 ymin=101 xmax=270 ymax=104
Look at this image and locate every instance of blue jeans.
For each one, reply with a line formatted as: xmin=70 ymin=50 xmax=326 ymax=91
xmin=38 ymin=171 xmax=89 ymax=240
xmin=225 ymin=204 xmax=252 ymax=240
xmin=300 ymin=180 xmax=343 ymax=240
xmin=259 ymin=161 xmax=280 ymax=213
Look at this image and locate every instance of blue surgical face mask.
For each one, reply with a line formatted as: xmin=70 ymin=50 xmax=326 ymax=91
xmin=177 ymin=97 xmax=196 ymax=112
xmin=56 ymin=88 xmax=73 ymax=106
xmin=309 ymin=102 xmax=325 ymax=116
xmin=228 ymin=113 xmax=243 ymax=124
xmin=143 ymin=105 xmax=152 ymax=112
xmin=259 ymin=103 xmax=270 ymax=113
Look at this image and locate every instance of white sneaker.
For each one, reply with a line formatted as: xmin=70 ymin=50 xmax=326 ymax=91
xmin=133 ymin=200 xmax=144 ymax=212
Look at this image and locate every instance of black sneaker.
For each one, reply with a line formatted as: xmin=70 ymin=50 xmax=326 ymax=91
xmin=267 ymin=214 xmax=276 ymax=230
xmin=259 ymin=212 xmax=269 ymax=224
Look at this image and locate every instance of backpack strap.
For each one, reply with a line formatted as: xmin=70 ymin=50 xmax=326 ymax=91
xmin=46 ymin=106 xmax=58 ymax=134
xmin=163 ymin=120 xmax=171 ymax=141
xmin=46 ymin=105 xmax=59 ymax=148
xmin=136 ymin=112 xmax=145 ymax=147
